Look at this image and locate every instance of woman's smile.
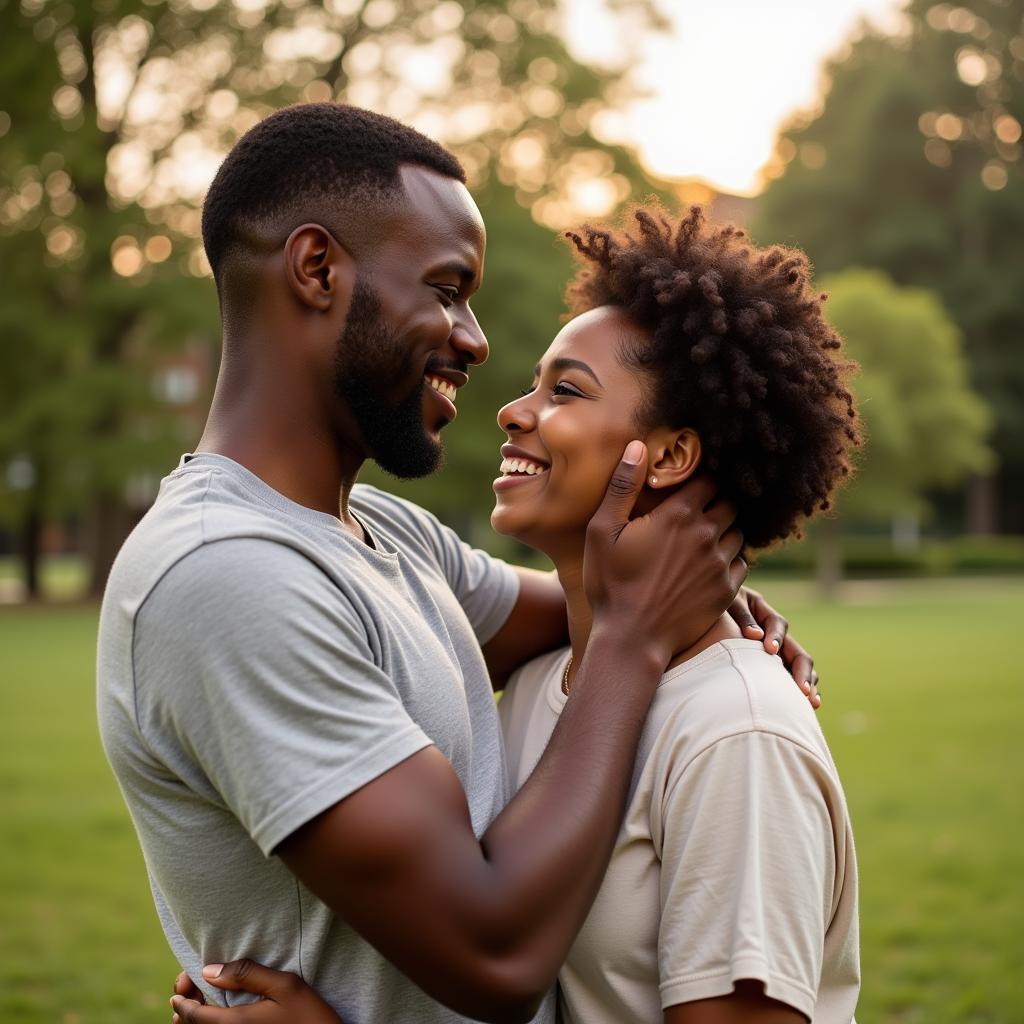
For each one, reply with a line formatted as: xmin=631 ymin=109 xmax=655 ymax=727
xmin=494 ymin=443 xmax=550 ymax=490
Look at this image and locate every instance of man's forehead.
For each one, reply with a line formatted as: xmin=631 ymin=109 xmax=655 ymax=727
xmin=396 ymin=164 xmax=485 ymax=246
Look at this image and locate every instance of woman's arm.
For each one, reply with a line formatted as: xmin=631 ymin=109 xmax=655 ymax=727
xmin=170 ymin=960 xmax=342 ymax=1024
xmin=664 ymin=980 xmax=806 ymax=1023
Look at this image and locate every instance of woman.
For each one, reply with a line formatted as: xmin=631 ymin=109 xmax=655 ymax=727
xmin=171 ymin=206 xmax=860 ymax=1024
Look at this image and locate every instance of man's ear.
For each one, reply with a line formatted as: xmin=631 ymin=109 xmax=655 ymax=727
xmin=283 ymin=223 xmax=355 ymax=313
xmin=646 ymin=428 xmax=702 ymax=489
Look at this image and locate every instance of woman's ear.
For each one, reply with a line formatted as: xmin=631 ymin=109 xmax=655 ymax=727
xmin=283 ymin=223 xmax=355 ymax=313
xmin=646 ymin=428 xmax=701 ymax=489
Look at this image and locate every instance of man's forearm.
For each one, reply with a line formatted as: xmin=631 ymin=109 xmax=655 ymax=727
xmin=472 ymin=626 xmax=666 ymax=999
xmin=279 ymin=627 xmax=665 ymax=1024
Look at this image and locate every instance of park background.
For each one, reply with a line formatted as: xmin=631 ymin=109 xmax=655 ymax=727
xmin=1 ymin=0 xmax=1022 ymax=1021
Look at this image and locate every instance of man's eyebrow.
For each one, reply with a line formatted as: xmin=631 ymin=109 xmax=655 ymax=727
xmin=432 ymin=260 xmax=478 ymax=284
xmin=536 ymin=357 xmax=603 ymax=387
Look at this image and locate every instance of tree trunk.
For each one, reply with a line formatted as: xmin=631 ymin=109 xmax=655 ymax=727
xmin=87 ymin=489 xmax=132 ymax=596
xmin=816 ymin=516 xmax=843 ymax=601
xmin=966 ymin=472 xmax=997 ymax=536
xmin=19 ymin=498 xmax=43 ymax=601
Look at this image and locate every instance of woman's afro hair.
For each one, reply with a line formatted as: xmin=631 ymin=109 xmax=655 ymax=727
xmin=566 ymin=204 xmax=861 ymax=550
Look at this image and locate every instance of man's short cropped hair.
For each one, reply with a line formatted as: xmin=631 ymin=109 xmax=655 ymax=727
xmin=201 ymin=103 xmax=465 ymax=283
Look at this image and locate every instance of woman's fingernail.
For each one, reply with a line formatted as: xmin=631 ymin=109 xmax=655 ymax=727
xmin=202 ymin=964 xmax=225 ymax=979
xmin=802 ymin=680 xmax=811 ymax=693
xmin=771 ymin=638 xmax=780 ymax=650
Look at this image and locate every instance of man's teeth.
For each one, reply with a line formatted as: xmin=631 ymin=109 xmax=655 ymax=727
xmin=427 ymin=376 xmax=457 ymax=402
xmin=500 ymin=458 xmax=548 ymax=476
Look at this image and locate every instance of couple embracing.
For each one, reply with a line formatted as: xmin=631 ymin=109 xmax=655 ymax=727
xmin=97 ymin=103 xmax=860 ymax=1024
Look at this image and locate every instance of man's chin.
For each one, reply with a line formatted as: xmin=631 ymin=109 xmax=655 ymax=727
xmin=372 ymin=434 xmax=445 ymax=480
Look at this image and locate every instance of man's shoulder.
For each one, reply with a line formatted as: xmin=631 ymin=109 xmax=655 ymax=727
xmin=105 ymin=463 xmax=327 ymax=619
xmin=350 ymin=483 xmax=462 ymax=566
xmin=351 ymin=483 xmax=441 ymax=535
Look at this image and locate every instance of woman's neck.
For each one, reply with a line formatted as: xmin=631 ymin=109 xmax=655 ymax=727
xmin=553 ymin=547 xmax=742 ymax=689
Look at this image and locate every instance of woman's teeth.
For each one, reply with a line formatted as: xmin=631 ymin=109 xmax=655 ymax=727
xmin=427 ymin=376 xmax=457 ymax=402
xmin=500 ymin=458 xmax=548 ymax=476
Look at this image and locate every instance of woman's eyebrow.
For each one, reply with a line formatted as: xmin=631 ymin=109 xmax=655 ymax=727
xmin=532 ymin=357 xmax=603 ymax=387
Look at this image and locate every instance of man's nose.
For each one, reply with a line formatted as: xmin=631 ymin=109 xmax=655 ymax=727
xmin=450 ymin=307 xmax=488 ymax=366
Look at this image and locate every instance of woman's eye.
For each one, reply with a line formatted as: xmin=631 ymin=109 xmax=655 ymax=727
xmin=552 ymin=382 xmax=582 ymax=398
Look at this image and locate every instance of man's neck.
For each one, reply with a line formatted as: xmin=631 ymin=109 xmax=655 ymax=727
xmin=195 ymin=378 xmax=368 ymax=541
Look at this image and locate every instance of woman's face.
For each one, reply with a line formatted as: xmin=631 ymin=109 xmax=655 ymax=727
xmin=491 ymin=305 xmax=653 ymax=551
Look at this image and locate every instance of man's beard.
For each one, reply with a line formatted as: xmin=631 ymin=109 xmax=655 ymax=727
xmin=333 ymin=278 xmax=445 ymax=479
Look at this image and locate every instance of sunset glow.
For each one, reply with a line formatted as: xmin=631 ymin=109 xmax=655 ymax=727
xmin=565 ymin=0 xmax=907 ymax=195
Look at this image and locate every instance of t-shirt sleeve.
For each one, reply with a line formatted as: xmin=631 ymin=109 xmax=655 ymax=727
xmin=653 ymin=731 xmax=840 ymax=1020
xmin=132 ymin=538 xmax=434 ymax=857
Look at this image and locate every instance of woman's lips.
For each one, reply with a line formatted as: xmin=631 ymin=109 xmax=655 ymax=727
xmin=493 ymin=472 xmax=546 ymax=492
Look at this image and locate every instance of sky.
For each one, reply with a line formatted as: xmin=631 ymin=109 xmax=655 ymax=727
xmin=564 ymin=0 xmax=907 ymax=195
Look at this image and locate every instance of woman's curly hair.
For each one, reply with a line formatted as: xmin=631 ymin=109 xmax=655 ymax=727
xmin=566 ymin=204 xmax=860 ymax=550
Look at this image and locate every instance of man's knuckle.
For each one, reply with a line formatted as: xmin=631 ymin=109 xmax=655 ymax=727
xmin=674 ymin=502 xmax=695 ymax=526
xmin=233 ymin=958 xmax=255 ymax=982
xmin=607 ymin=473 xmax=634 ymax=497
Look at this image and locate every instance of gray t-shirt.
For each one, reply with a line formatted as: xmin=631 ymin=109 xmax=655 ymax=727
xmin=97 ymin=453 xmax=547 ymax=1024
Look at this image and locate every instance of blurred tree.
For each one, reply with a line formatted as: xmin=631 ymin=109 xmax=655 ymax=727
xmin=813 ymin=268 xmax=994 ymax=594
xmin=0 ymin=0 xmax=663 ymax=595
xmin=753 ymin=0 xmax=1024 ymax=534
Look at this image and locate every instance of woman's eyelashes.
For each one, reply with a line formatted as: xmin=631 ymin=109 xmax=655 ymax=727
xmin=518 ymin=382 xmax=587 ymax=399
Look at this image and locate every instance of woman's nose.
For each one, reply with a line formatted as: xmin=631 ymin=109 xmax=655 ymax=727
xmin=497 ymin=394 xmax=536 ymax=433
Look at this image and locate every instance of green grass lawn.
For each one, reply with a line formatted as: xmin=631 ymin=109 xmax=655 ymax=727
xmin=1 ymin=578 xmax=1022 ymax=1023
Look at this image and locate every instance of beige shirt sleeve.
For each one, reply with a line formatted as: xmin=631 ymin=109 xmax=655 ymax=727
xmin=652 ymin=730 xmax=841 ymax=1019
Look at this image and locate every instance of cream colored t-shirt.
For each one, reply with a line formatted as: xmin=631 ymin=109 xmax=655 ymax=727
xmin=499 ymin=639 xmax=859 ymax=1024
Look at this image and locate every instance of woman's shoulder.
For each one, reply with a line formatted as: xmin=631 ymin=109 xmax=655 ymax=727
xmin=499 ymin=647 xmax=570 ymax=791
xmin=650 ymin=638 xmax=828 ymax=762
xmin=502 ymin=646 xmax=569 ymax=704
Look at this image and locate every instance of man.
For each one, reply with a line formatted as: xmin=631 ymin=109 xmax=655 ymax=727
xmin=97 ymin=104 xmax=809 ymax=1024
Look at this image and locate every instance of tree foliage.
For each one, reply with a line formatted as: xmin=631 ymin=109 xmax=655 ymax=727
xmin=753 ymin=0 xmax=1024 ymax=528
xmin=821 ymin=268 xmax=994 ymax=521
xmin=0 ymin=0 xmax=662 ymax=592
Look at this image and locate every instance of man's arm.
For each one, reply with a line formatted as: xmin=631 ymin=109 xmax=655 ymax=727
xmin=278 ymin=448 xmax=744 ymax=1024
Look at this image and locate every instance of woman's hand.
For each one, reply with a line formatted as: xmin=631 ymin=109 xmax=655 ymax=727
xmin=170 ymin=960 xmax=343 ymax=1024
xmin=728 ymin=586 xmax=821 ymax=709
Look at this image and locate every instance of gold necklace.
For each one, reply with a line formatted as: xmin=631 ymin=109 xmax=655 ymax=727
xmin=561 ymin=654 xmax=573 ymax=696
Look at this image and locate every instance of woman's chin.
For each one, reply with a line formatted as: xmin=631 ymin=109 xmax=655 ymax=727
xmin=490 ymin=505 xmax=525 ymax=539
